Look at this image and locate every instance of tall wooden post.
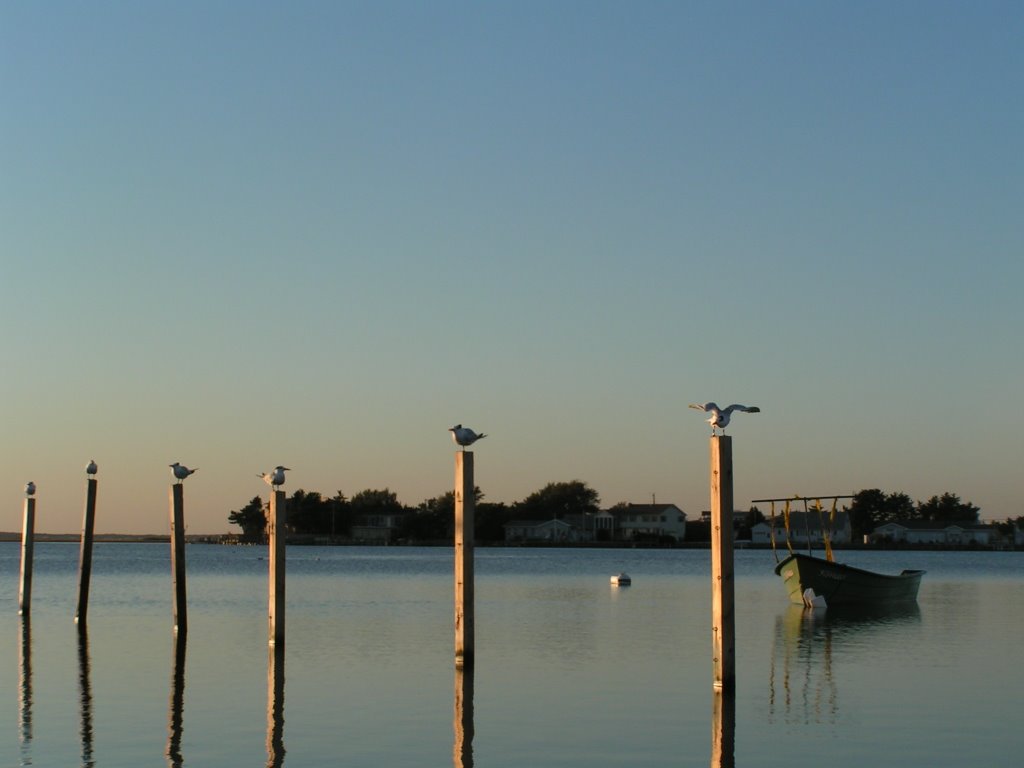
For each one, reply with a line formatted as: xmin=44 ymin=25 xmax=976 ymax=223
xmin=454 ymin=451 xmax=475 ymax=668
xmin=169 ymin=485 xmax=188 ymax=635
xmin=268 ymin=490 xmax=286 ymax=647
xmin=19 ymin=497 xmax=36 ymax=616
xmin=710 ymin=436 xmax=735 ymax=691
xmin=75 ymin=478 xmax=98 ymax=624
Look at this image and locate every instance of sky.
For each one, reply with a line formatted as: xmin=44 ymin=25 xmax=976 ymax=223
xmin=2 ymin=1 xmax=1022 ymax=535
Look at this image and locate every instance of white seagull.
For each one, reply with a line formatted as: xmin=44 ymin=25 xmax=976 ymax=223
xmin=170 ymin=462 xmax=198 ymax=483
xmin=86 ymin=459 xmax=98 ymax=475
xmin=688 ymin=402 xmax=760 ymax=435
xmin=449 ymin=424 xmax=486 ymax=449
xmin=259 ymin=466 xmax=291 ymax=489
xmin=25 ymin=481 xmax=36 ymax=496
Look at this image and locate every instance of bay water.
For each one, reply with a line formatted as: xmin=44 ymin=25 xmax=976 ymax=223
xmin=1 ymin=543 xmax=1021 ymax=767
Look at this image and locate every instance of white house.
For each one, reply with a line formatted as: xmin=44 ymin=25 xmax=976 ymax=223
xmin=503 ymin=519 xmax=577 ymax=543
xmin=872 ymin=521 xmax=995 ymax=546
xmin=610 ymin=503 xmax=686 ymax=542
xmin=751 ymin=511 xmax=852 ymax=547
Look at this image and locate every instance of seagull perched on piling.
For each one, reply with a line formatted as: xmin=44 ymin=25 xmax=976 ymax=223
xmin=260 ymin=466 xmax=291 ymax=489
xmin=86 ymin=459 xmax=98 ymax=475
xmin=25 ymin=481 xmax=36 ymax=496
xmin=170 ymin=462 xmax=197 ymax=483
xmin=449 ymin=424 xmax=486 ymax=449
xmin=688 ymin=402 xmax=760 ymax=435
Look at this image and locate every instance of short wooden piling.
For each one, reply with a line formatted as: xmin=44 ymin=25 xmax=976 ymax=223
xmin=710 ymin=436 xmax=735 ymax=691
xmin=454 ymin=451 xmax=475 ymax=668
xmin=75 ymin=478 xmax=98 ymax=624
xmin=169 ymin=484 xmax=188 ymax=635
xmin=268 ymin=490 xmax=286 ymax=647
xmin=19 ymin=497 xmax=36 ymax=616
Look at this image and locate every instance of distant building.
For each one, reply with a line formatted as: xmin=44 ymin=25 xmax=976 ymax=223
xmin=872 ymin=521 xmax=995 ymax=546
xmin=503 ymin=519 xmax=577 ymax=543
xmin=611 ymin=503 xmax=686 ymax=542
xmin=351 ymin=512 xmax=405 ymax=543
xmin=751 ymin=511 xmax=852 ymax=547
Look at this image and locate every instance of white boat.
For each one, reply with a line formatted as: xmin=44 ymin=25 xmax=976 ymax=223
xmin=610 ymin=572 xmax=631 ymax=586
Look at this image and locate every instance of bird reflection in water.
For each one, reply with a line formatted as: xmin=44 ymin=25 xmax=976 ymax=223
xmin=19 ymin=617 xmax=33 ymax=766
xmin=453 ymin=663 xmax=475 ymax=768
xmin=77 ymin=624 xmax=95 ymax=768
xmin=166 ymin=632 xmax=187 ymax=768
xmin=267 ymin=643 xmax=286 ymax=768
xmin=710 ymin=688 xmax=735 ymax=768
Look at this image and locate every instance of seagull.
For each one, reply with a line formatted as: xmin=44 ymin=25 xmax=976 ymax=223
xmin=259 ymin=466 xmax=291 ymax=489
xmin=688 ymin=402 xmax=760 ymax=435
xmin=25 ymin=481 xmax=36 ymax=496
xmin=86 ymin=459 xmax=98 ymax=475
xmin=449 ymin=424 xmax=486 ymax=449
xmin=170 ymin=462 xmax=198 ymax=483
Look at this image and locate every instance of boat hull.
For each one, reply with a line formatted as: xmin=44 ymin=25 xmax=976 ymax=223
xmin=774 ymin=553 xmax=924 ymax=607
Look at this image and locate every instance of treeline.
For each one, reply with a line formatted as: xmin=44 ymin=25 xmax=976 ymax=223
xmin=228 ymin=480 xmax=601 ymax=543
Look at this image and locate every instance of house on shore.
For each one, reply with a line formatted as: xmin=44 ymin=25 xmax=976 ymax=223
xmin=872 ymin=520 xmax=996 ymax=547
xmin=751 ymin=511 xmax=852 ymax=547
xmin=502 ymin=503 xmax=687 ymax=544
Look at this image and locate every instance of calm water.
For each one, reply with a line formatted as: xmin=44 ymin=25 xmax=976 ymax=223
xmin=2 ymin=543 xmax=1022 ymax=767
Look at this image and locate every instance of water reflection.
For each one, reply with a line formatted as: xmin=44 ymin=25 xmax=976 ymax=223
xmin=77 ymin=624 xmax=95 ymax=768
xmin=166 ymin=632 xmax=187 ymax=767
xmin=453 ymin=664 xmax=474 ymax=768
xmin=710 ymin=689 xmax=735 ymax=768
xmin=266 ymin=643 xmax=286 ymax=768
xmin=19 ymin=617 xmax=32 ymax=766
xmin=769 ymin=604 xmax=922 ymax=724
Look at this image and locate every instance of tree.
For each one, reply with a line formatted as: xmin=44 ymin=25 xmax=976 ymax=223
xmin=916 ymin=493 xmax=980 ymax=525
xmin=228 ymin=496 xmax=267 ymax=542
xmin=350 ymin=488 xmax=404 ymax=517
xmin=848 ymin=489 xmax=916 ymax=538
xmin=514 ymin=480 xmax=600 ymax=520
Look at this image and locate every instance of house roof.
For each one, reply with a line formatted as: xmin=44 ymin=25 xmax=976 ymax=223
xmin=874 ymin=520 xmax=994 ymax=532
xmin=607 ymin=503 xmax=684 ymax=517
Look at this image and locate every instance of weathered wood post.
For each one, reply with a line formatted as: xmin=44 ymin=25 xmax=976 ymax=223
xmin=710 ymin=436 xmax=735 ymax=690
xmin=75 ymin=477 xmax=99 ymax=624
xmin=453 ymin=662 xmax=475 ymax=768
xmin=268 ymin=490 xmax=286 ymax=647
xmin=266 ymin=642 xmax=286 ymax=767
xmin=454 ymin=451 xmax=475 ymax=668
xmin=710 ymin=688 xmax=736 ymax=768
xmin=19 ymin=496 xmax=36 ymax=616
xmin=169 ymin=484 xmax=188 ymax=635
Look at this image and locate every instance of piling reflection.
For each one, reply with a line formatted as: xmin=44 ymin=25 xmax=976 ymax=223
xmin=453 ymin=663 xmax=475 ymax=768
xmin=166 ymin=632 xmax=187 ymax=767
xmin=769 ymin=603 xmax=922 ymax=724
xmin=77 ymin=624 xmax=95 ymax=768
xmin=710 ymin=688 xmax=735 ymax=768
xmin=266 ymin=643 xmax=286 ymax=768
xmin=19 ymin=617 xmax=33 ymax=766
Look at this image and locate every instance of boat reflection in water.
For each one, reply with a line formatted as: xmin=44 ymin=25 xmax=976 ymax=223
xmin=78 ymin=624 xmax=95 ymax=768
xmin=267 ymin=643 xmax=286 ymax=768
xmin=166 ymin=632 xmax=187 ymax=768
xmin=453 ymin=663 xmax=474 ymax=768
xmin=769 ymin=603 xmax=922 ymax=724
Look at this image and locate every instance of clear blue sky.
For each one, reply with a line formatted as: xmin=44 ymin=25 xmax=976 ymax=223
xmin=3 ymin=1 xmax=1021 ymax=534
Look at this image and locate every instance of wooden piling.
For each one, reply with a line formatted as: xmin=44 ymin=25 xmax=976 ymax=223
xmin=710 ymin=436 xmax=735 ymax=691
xmin=75 ymin=478 xmax=98 ymax=624
xmin=268 ymin=490 xmax=286 ymax=647
xmin=169 ymin=484 xmax=188 ymax=635
xmin=454 ymin=451 xmax=475 ymax=668
xmin=19 ymin=497 xmax=36 ymax=616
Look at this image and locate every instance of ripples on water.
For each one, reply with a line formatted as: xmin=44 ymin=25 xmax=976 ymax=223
xmin=1 ymin=544 xmax=1022 ymax=767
